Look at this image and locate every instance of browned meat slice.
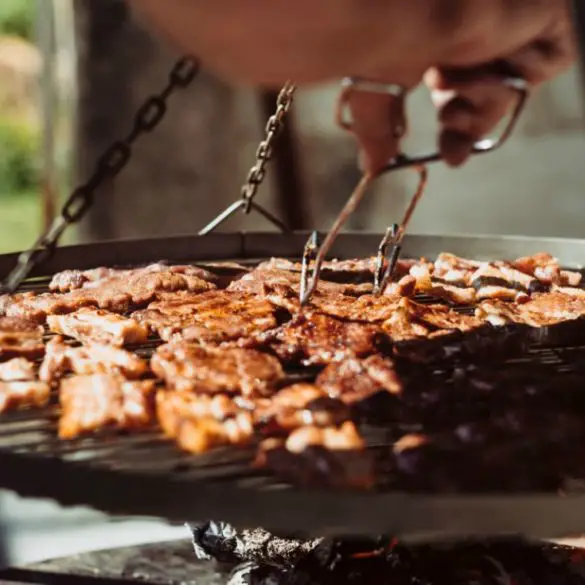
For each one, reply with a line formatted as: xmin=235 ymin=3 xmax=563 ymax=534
xmin=513 ymin=253 xmax=582 ymax=287
xmin=40 ymin=337 xmax=147 ymax=382
xmin=0 ymin=380 xmax=50 ymax=413
xmin=312 ymin=294 xmax=402 ymax=323
xmin=50 ymin=263 xmax=217 ymax=292
xmin=423 ymin=281 xmax=477 ymax=305
xmin=257 ymin=422 xmax=374 ymax=489
xmin=381 ymin=298 xmax=481 ymax=343
xmin=47 ymin=308 xmax=149 ymax=346
xmin=433 ymin=253 xmax=480 ymax=285
xmin=0 ymin=292 xmax=93 ymax=324
xmin=316 ymin=355 xmax=402 ymax=403
xmin=477 ymin=291 xmax=585 ymax=328
xmin=156 ymin=390 xmax=254 ymax=454
xmin=228 ymin=266 xmax=372 ymax=299
xmin=0 ymin=316 xmax=45 ymax=360
xmin=0 ymin=358 xmax=35 ymax=381
xmin=135 ymin=290 xmax=278 ymax=344
xmin=475 ymin=285 xmax=528 ymax=302
xmin=151 ymin=342 xmax=284 ymax=397
xmin=255 ymin=384 xmax=350 ymax=433
xmin=1 ymin=271 xmax=216 ymax=324
xmin=59 ymin=374 xmax=155 ymax=439
xmin=262 ymin=311 xmax=386 ymax=366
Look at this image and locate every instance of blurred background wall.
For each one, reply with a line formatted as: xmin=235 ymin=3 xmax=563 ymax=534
xmin=1 ymin=0 xmax=585 ymax=567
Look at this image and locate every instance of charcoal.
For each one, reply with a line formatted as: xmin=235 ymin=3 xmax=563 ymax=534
xmin=224 ymin=538 xmax=585 ymax=585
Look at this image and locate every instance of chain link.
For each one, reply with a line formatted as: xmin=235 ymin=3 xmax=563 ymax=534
xmin=1 ymin=56 xmax=201 ymax=293
xmin=241 ymin=81 xmax=296 ymax=214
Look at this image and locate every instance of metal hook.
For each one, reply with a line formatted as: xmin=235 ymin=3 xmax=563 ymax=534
xmin=379 ymin=77 xmax=528 ymax=174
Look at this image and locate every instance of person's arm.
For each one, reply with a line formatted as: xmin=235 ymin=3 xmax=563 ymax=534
xmin=131 ymin=0 xmax=567 ymax=87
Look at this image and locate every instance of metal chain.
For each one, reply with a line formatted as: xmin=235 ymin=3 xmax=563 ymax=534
xmin=240 ymin=81 xmax=296 ymax=213
xmin=1 ymin=56 xmax=201 ymax=293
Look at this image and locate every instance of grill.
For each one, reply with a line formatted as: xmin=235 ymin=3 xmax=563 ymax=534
xmin=3 ymin=232 xmax=585 ymax=540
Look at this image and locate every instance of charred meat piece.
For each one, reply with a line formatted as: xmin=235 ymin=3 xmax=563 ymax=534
xmin=513 ymin=252 xmax=582 ymax=287
xmin=134 ymin=290 xmax=278 ymax=344
xmin=0 ymin=316 xmax=45 ymax=360
xmin=49 ymin=263 xmax=217 ymax=292
xmin=262 ymin=311 xmax=387 ymax=366
xmin=151 ymin=342 xmax=284 ymax=397
xmin=40 ymin=337 xmax=148 ymax=382
xmin=0 ymin=380 xmax=50 ymax=414
xmin=156 ymin=390 xmax=254 ymax=454
xmin=255 ymin=384 xmax=350 ymax=434
xmin=0 ymin=358 xmax=35 ymax=381
xmin=47 ymin=308 xmax=149 ymax=347
xmin=257 ymin=422 xmax=375 ymax=489
xmin=58 ymin=374 xmax=155 ymax=439
xmin=316 ymin=355 xmax=402 ymax=404
xmin=1 ymin=271 xmax=216 ymax=323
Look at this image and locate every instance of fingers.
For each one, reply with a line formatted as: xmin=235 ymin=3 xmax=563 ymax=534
xmin=426 ymin=69 xmax=521 ymax=166
xmin=426 ymin=18 xmax=575 ymax=167
xmin=342 ymin=86 xmax=408 ymax=176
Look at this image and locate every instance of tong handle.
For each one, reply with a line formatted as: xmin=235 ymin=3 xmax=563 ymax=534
xmin=380 ymin=77 xmax=528 ymax=173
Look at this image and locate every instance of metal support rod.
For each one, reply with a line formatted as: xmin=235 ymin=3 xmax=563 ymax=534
xmin=572 ymin=0 xmax=585 ymax=118
xmin=259 ymin=91 xmax=309 ymax=230
xmin=37 ymin=0 xmax=59 ymax=230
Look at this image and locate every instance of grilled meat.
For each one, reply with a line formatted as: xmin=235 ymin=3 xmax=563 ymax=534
xmin=0 ymin=316 xmax=45 ymax=360
xmin=0 ymin=358 xmax=35 ymax=381
xmin=0 ymin=380 xmax=50 ymax=414
xmin=513 ymin=253 xmax=582 ymax=287
xmin=316 ymin=355 xmax=402 ymax=404
xmin=255 ymin=384 xmax=350 ymax=433
xmin=49 ymin=263 xmax=217 ymax=292
xmin=40 ymin=337 xmax=148 ymax=382
xmin=1 ymin=270 xmax=216 ymax=323
xmin=257 ymin=422 xmax=375 ymax=489
xmin=157 ymin=390 xmax=254 ymax=453
xmin=228 ymin=266 xmax=373 ymax=300
xmin=58 ymin=374 xmax=155 ymax=439
xmin=476 ymin=291 xmax=585 ymax=329
xmin=151 ymin=342 xmax=284 ymax=397
xmin=134 ymin=290 xmax=278 ymax=344
xmin=262 ymin=310 xmax=388 ymax=366
xmin=47 ymin=308 xmax=149 ymax=347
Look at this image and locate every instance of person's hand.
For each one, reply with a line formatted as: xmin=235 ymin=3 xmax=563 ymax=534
xmin=344 ymin=1 xmax=575 ymax=173
xmin=426 ymin=8 xmax=575 ymax=167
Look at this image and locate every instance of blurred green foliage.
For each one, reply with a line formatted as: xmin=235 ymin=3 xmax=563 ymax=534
xmin=0 ymin=118 xmax=40 ymax=195
xmin=0 ymin=0 xmax=35 ymax=41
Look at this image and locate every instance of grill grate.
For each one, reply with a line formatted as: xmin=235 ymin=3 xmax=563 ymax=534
xmin=4 ymin=234 xmax=585 ymax=538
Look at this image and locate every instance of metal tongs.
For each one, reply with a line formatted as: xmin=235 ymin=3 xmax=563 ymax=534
xmin=299 ymin=76 xmax=529 ymax=306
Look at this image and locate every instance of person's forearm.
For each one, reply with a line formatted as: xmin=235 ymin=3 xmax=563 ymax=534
xmin=132 ymin=0 xmax=547 ymax=87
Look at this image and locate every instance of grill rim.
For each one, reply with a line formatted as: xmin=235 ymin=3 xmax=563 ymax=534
xmin=2 ymin=231 xmax=585 ymax=278
xmin=2 ymin=231 xmax=585 ymax=539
